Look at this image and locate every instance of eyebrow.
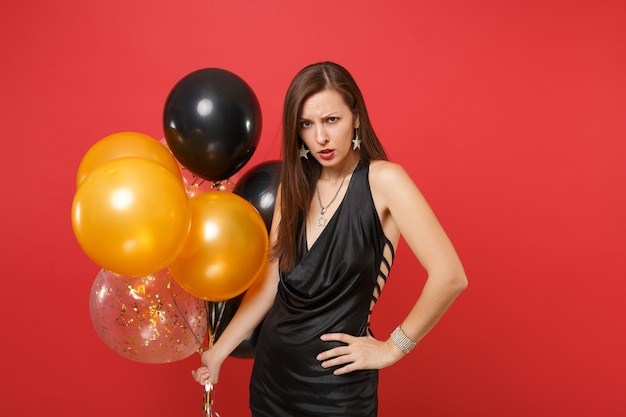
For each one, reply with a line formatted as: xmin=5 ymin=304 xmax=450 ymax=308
xmin=298 ymin=111 xmax=341 ymax=121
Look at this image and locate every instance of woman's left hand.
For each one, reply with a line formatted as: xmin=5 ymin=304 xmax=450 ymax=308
xmin=316 ymin=332 xmax=405 ymax=375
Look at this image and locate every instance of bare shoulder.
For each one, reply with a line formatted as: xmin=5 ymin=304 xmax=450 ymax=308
xmin=368 ymin=159 xmax=431 ymax=219
xmin=367 ymin=160 xmax=422 ymax=242
xmin=369 ymin=160 xmax=416 ymax=195
xmin=369 ymin=159 xmax=406 ymax=179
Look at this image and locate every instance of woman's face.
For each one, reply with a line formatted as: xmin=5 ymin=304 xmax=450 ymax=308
xmin=298 ymin=89 xmax=359 ymax=168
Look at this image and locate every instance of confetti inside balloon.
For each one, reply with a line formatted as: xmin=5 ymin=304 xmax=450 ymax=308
xmin=89 ymin=268 xmax=208 ymax=364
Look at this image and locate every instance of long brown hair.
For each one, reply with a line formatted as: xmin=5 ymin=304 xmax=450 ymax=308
xmin=273 ymin=62 xmax=388 ymax=272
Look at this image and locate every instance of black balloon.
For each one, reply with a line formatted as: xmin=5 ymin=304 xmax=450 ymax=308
xmin=208 ymin=294 xmax=262 ymax=359
xmin=233 ymin=160 xmax=281 ymax=232
xmin=163 ymin=68 xmax=262 ymax=181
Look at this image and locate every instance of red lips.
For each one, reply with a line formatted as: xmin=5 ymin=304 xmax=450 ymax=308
xmin=318 ymin=149 xmax=335 ymax=160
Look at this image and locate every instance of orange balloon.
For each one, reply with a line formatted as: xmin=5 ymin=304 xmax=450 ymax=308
xmin=168 ymin=192 xmax=269 ymax=301
xmin=76 ymin=132 xmax=183 ymax=187
xmin=72 ymin=157 xmax=191 ymax=277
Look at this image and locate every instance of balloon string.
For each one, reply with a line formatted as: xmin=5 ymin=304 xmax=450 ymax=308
xmin=204 ymin=381 xmax=221 ymax=417
xmin=203 ymin=301 xmax=225 ymax=417
xmin=191 ymin=175 xmax=204 ymax=187
xmin=207 ymin=301 xmax=226 ymax=348
xmin=165 ymin=283 xmax=205 ymax=351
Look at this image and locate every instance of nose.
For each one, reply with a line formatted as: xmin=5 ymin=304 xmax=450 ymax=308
xmin=315 ymin=125 xmax=329 ymax=144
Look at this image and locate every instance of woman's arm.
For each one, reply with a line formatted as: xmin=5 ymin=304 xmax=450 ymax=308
xmin=192 ymin=189 xmax=282 ymax=385
xmin=373 ymin=160 xmax=467 ymax=349
xmin=317 ymin=160 xmax=467 ymax=373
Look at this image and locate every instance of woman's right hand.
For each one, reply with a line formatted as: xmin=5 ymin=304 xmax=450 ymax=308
xmin=191 ymin=348 xmax=222 ymax=385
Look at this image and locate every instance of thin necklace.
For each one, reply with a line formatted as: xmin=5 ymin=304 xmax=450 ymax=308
xmin=315 ymin=169 xmax=350 ymax=227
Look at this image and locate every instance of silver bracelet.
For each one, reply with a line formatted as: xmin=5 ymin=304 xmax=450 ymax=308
xmin=390 ymin=326 xmax=417 ymax=354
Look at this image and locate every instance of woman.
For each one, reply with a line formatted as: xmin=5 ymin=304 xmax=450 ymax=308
xmin=192 ymin=61 xmax=468 ymax=416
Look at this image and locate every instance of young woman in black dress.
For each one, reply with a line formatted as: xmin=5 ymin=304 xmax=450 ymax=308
xmin=193 ymin=61 xmax=467 ymax=416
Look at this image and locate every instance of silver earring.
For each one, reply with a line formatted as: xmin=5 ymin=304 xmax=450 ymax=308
xmin=299 ymin=143 xmax=310 ymax=159
xmin=352 ymin=128 xmax=361 ymax=150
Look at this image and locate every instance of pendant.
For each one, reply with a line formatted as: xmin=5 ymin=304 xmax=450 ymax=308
xmin=317 ymin=214 xmax=327 ymax=227
xmin=318 ymin=207 xmax=328 ymax=227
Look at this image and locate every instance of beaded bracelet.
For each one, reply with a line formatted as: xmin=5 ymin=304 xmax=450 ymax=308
xmin=390 ymin=326 xmax=417 ymax=354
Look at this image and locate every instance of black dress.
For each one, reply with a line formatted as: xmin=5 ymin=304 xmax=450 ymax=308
xmin=250 ymin=160 xmax=394 ymax=417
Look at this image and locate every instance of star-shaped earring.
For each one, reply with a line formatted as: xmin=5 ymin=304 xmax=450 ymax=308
xmin=299 ymin=143 xmax=310 ymax=159
xmin=352 ymin=134 xmax=361 ymax=150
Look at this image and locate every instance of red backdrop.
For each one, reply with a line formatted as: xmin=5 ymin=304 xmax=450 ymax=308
xmin=1 ymin=0 xmax=624 ymax=416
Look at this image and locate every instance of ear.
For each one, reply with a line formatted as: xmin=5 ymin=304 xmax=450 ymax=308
xmin=354 ymin=112 xmax=360 ymax=129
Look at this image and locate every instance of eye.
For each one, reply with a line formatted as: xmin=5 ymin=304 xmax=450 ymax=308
xmin=299 ymin=120 xmax=311 ymax=128
xmin=326 ymin=116 xmax=339 ymax=123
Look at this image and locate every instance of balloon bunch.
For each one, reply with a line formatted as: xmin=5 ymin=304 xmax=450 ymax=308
xmin=72 ymin=68 xmax=281 ymax=368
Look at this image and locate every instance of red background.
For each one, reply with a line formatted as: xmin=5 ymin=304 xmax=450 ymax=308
xmin=2 ymin=0 xmax=625 ymax=416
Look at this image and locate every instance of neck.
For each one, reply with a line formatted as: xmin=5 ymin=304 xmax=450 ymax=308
xmin=319 ymin=156 xmax=361 ymax=182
